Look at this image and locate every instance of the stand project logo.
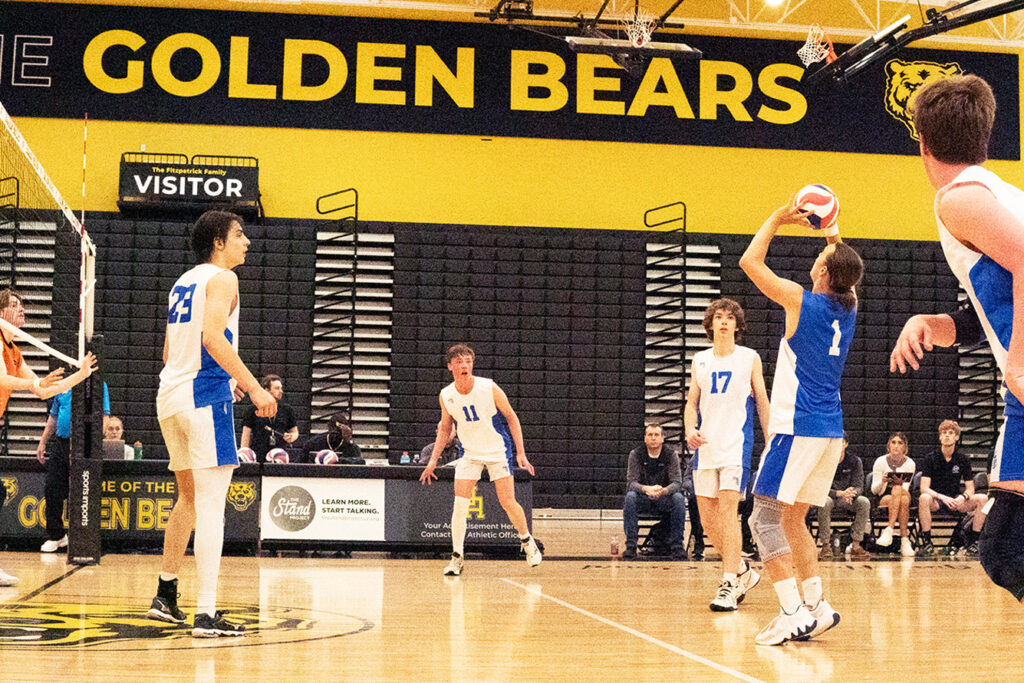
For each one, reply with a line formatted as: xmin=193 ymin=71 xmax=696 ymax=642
xmin=269 ymin=485 xmax=316 ymax=531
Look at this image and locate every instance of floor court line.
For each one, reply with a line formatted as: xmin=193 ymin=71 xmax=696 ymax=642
xmin=501 ymin=578 xmax=764 ymax=683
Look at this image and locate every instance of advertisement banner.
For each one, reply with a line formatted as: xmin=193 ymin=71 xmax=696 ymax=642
xmin=0 ymin=466 xmax=259 ymax=542
xmin=260 ymin=477 xmax=386 ymax=541
xmin=384 ymin=477 xmax=531 ymax=546
xmin=0 ymin=3 xmax=1017 ymax=158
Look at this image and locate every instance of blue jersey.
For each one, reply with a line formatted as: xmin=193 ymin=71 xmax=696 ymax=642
xmin=937 ymin=166 xmax=1023 ymax=417
xmin=51 ymin=383 xmax=110 ymax=438
xmin=767 ymin=290 xmax=856 ymax=438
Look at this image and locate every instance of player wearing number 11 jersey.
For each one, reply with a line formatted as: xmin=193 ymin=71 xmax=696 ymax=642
xmin=419 ymin=343 xmax=542 ymax=576
xmin=740 ymin=198 xmax=863 ymax=645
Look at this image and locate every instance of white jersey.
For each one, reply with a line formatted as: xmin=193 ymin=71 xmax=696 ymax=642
xmin=156 ymin=263 xmax=239 ymax=420
xmin=936 ymin=165 xmax=1024 ymax=416
xmin=693 ymin=346 xmax=757 ymax=470
xmin=441 ymin=376 xmax=513 ymax=462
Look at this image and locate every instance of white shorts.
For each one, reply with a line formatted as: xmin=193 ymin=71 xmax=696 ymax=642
xmin=454 ymin=456 xmax=512 ymax=482
xmin=160 ymin=401 xmax=238 ymax=472
xmin=752 ymin=434 xmax=842 ymax=506
xmin=694 ymin=466 xmax=749 ymax=498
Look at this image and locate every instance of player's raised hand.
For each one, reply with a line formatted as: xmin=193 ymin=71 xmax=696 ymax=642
xmin=419 ymin=460 xmax=438 ymax=485
xmin=686 ymin=428 xmax=708 ymax=451
xmin=516 ymin=453 xmax=535 ymax=476
xmin=769 ymin=196 xmax=813 ymax=230
xmin=890 ymin=315 xmax=935 ymax=373
xmin=70 ymin=352 xmax=98 ymax=381
xmin=36 ymin=367 xmax=65 ymax=391
xmin=251 ymin=385 xmax=277 ymax=418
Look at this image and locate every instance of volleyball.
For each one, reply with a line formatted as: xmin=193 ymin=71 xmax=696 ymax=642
xmin=795 ymin=184 xmax=839 ymax=230
xmin=315 ymin=449 xmax=339 ymax=465
xmin=266 ymin=448 xmax=290 ymax=464
xmin=237 ymin=447 xmax=257 ymax=463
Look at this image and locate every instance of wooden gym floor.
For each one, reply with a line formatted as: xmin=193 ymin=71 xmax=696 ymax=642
xmin=1 ymin=518 xmax=1021 ymax=682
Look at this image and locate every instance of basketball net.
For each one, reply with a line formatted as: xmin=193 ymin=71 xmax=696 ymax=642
xmin=622 ymin=4 xmax=656 ymax=48
xmin=797 ymin=24 xmax=837 ymax=67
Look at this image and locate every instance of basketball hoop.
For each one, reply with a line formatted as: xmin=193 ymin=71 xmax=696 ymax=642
xmin=797 ymin=24 xmax=837 ymax=67
xmin=621 ymin=4 xmax=656 ymax=49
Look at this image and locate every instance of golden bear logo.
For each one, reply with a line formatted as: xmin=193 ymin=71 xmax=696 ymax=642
xmin=1 ymin=477 xmax=16 ymax=506
xmin=467 ymin=485 xmax=484 ymax=520
xmin=226 ymin=481 xmax=257 ymax=512
xmin=885 ymin=58 xmax=963 ymax=140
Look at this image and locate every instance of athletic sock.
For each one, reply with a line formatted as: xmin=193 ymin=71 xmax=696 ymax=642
xmin=520 ymin=534 xmax=531 ymax=543
xmin=193 ymin=466 xmax=233 ymax=618
xmin=723 ymin=572 xmax=738 ymax=583
xmin=802 ymin=576 xmax=823 ymax=606
xmin=773 ymin=578 xmax=802 ymax=614
xmin=452 ymin=496 xmax=470 ymax=556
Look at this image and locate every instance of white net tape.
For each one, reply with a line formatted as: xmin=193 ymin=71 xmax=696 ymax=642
xmin=797 ymin=24 xmax=831 ymax=66
xmin=622 ymin=5 xmax=656 ymax=48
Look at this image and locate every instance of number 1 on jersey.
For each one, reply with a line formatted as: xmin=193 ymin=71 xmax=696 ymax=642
xmin=462 ymin=405 xmax=480 ymax=422
xmin=829 ymin=319 xmax=841 ymax=356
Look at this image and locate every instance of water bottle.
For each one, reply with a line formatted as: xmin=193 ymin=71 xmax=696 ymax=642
xmin=611 ymin=535 xmax=620 ymax=558
xmin=133 ymin=441 xmax=143 ymax=461
xmin=400 ymin=450 xmax=410 ymax=464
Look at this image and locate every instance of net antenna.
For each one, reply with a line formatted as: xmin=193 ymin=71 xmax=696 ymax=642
xmin=797 ymin=24 xmax=837 ymax=67
xmin=0 ymin=99 xmax=95 ymax=368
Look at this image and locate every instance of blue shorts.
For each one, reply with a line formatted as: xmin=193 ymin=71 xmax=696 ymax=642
xmin=992 ymin=413 xmax=1024 ymax=484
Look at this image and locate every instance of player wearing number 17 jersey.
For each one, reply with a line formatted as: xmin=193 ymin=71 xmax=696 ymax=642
xmin=419 ymin=343 xmax=542 ymax=576
xmin=740 ymin=199 xmax=863 ymax=645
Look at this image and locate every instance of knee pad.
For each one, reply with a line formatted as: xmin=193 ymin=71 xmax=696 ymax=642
xmin=749 ymin=497 xmax=791 ymax=561
xmin=979 ymin=537 xmax=1024 ymax=601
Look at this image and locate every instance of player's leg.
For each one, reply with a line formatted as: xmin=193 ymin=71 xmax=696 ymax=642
xmin=687 ymin=493 xmax=705 ymax=559
xmin=492 ymin=468 xmax=542 ymax=566
xmin=191 ymin=463 xmax=237 ymax=636
xmin=148 ymin=414 xmax=195 ymax=624
xmin=41 ymin=436 xmax=71 ymax=550
xmin=448 ymin=458 xmax=483 ymax=576
xmin=979 ymin=490 xmax=1024 ymax=603
xmin=694 ymin=469 xmax=724 ymax=554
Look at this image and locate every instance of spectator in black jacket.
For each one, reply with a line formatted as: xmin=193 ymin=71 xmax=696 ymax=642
xmin=815 ymin=434 xmax=871 ymax=560
xmin=622 ymin=423 xmax=686 ymax=559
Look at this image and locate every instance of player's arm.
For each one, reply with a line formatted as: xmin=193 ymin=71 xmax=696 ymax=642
xmin=18 ymin=354 xmax=97 ymax=400
xmin=494 ymin=383 xmax=533 ymax=475
xmin=420 ymin=399 xmax=454 ymax=484
xmin=163 ymin=327 xmax=169 ymax=364
xmin=939 ymin=184 xmax=1024 ymax=400
xmin=203 ymin=271 xmax=275 ymax=417
xmin=751 ymin=353 xmax=771 ymax=443
xmin=739 ymin=202 xmax=807 ymax=327
xmin=683 ymin=363 xmax=706 ymax=450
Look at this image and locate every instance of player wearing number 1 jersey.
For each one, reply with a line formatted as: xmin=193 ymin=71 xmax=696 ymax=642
xmin=419 ymin=343 xmax=541 ymax=576
xmin=685 ymin=299 xmax=769 ymax=612
xmin=740 ymin=199 xmax=863 ymax=645
xmin=147 ymin=211 xmax=276 ymax=637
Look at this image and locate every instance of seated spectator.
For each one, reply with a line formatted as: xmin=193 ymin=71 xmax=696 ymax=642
xmin=104 ymin=415 xmax=135 ymax=459
xmin=871 ymin=432 xmax=916 ymax=557
xmin=622 ymin=423 xmax=686 ymax=559
xmin=418 ymin=421 xmax=461 ymax=467
xmin=301 ymin=412 xmax=361 ymax=463
xmin=240 ymin=374 xmax=298 ymax=459
xmin=681 ymin=450 xmax=705 ymax=560
xmin=816 ymin=433 xmax=871 ymax=560
xmin=917 ymin=420 xmax=989 ymax=556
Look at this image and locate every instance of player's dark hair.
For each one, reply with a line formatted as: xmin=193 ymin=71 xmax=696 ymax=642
xmin=912 ymin=74 xmax=995 ymax=165
xmin=701 ymin=298 xmax=746 ymax=342
xmin=0 ymin=289 xmax=23 ymax=310
xmin=261 ymin=374 xmax=282 ymax=391
xmin=824 ymin=242 xmax=863 ymax=312
xmin=190 ymin=210 xmax=243 ymax=263
xmin=446 ymin=343 xmax=475 ymax=363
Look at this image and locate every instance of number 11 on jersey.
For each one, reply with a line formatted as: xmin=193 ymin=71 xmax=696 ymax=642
xmin=462 ymin=405 xmax=480 ymax=422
